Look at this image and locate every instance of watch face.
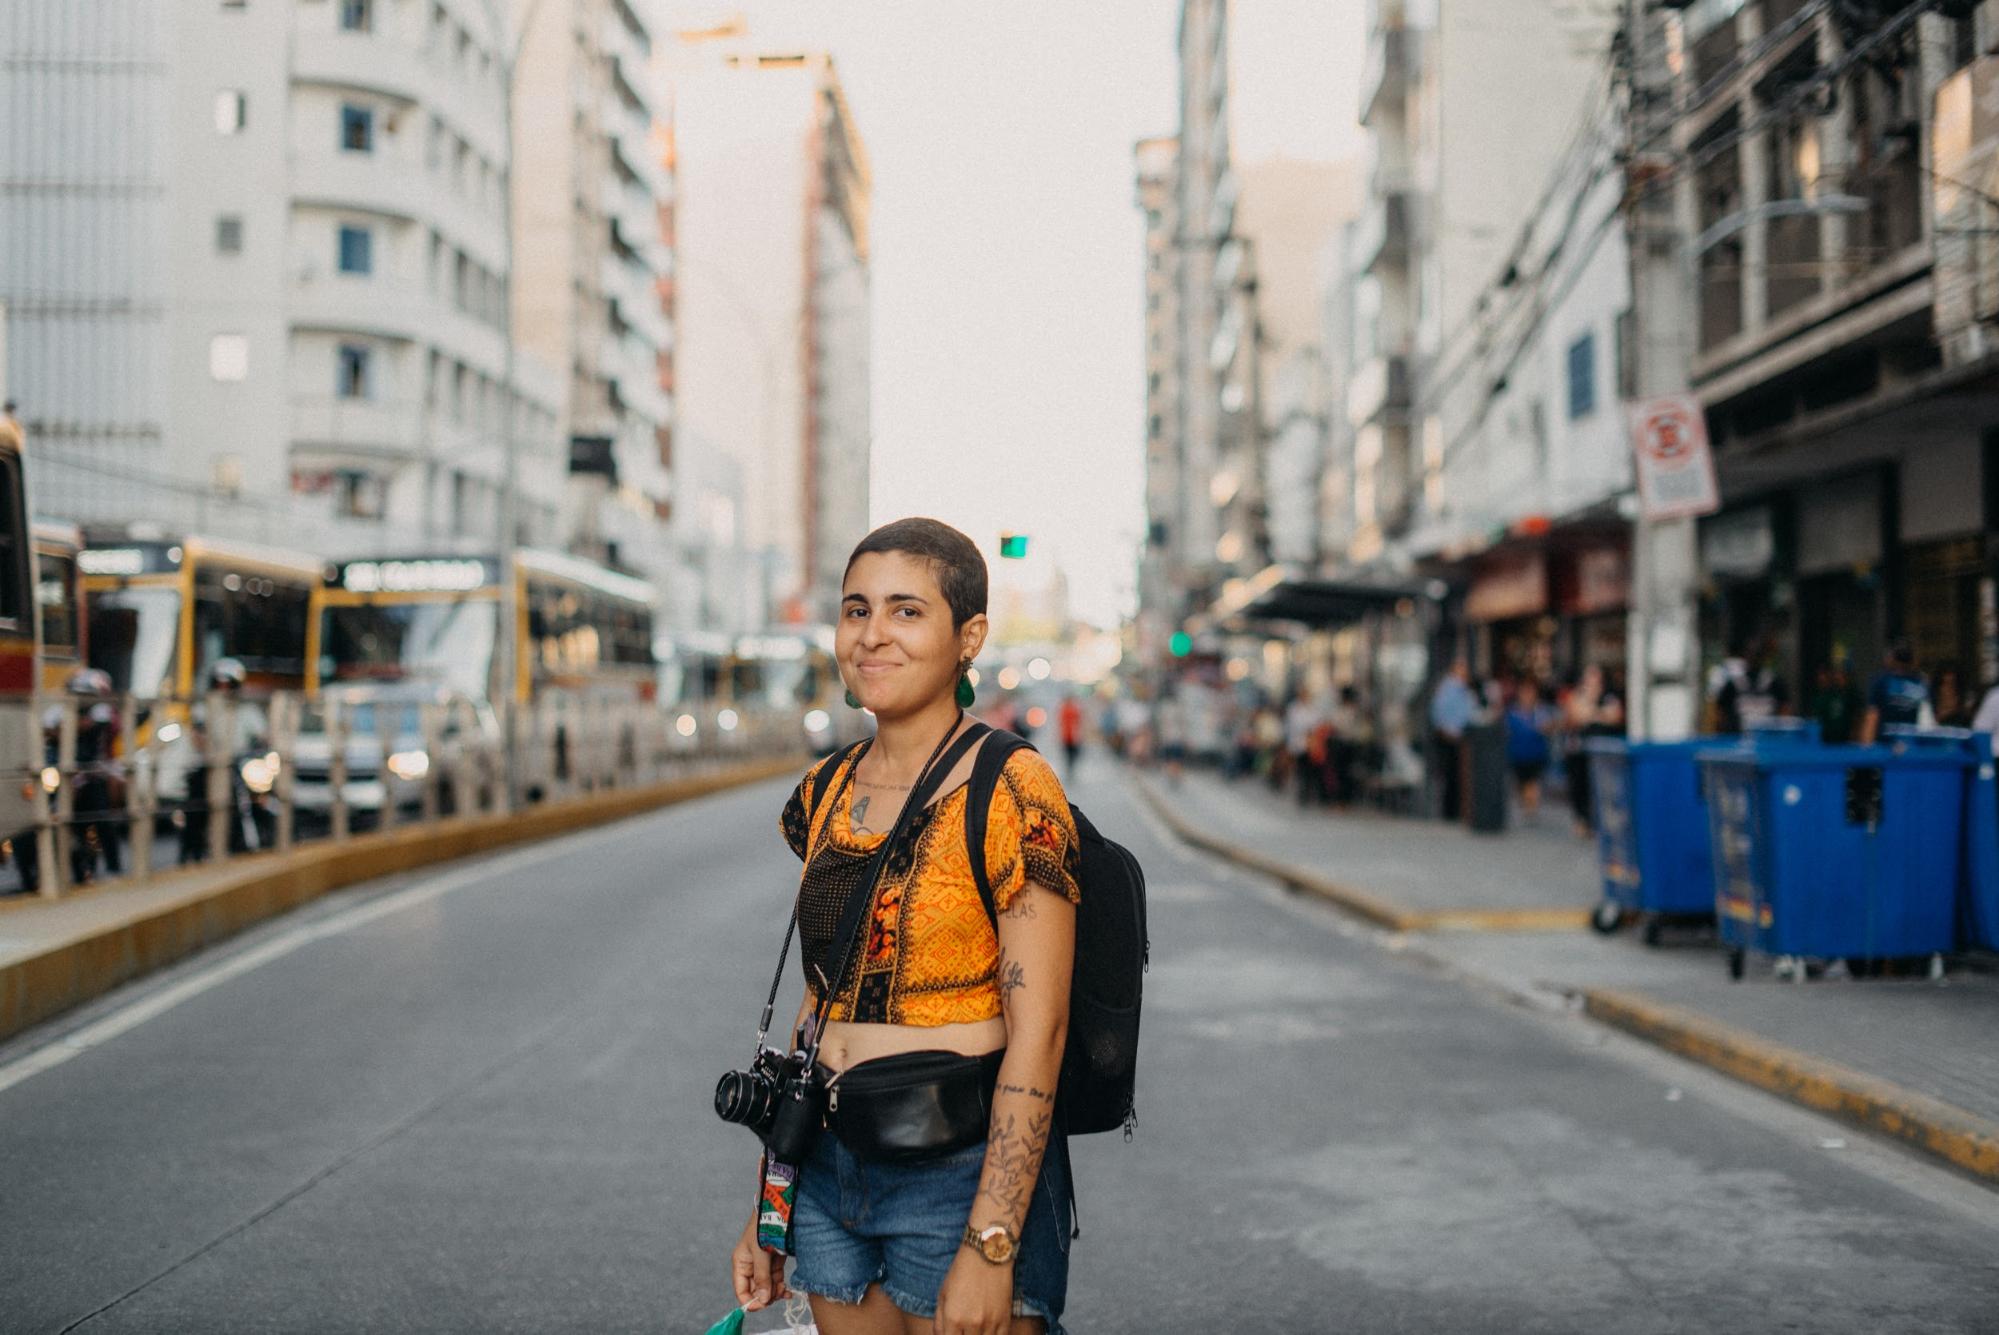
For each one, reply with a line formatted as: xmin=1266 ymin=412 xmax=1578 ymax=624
xmin=978 ymin=1226 xmax=1018 ymax=1263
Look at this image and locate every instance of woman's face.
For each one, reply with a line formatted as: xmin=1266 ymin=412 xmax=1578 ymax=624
xmin=838 ymin=551 xmax=984 ymax=718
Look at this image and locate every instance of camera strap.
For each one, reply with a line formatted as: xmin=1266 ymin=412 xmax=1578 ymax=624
xmin=753 ymin=713 xmax=985 ymax=1062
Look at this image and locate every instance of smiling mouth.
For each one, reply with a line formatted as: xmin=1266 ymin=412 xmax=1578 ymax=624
xmin=856 ymin=663 xmax=899 ymax=674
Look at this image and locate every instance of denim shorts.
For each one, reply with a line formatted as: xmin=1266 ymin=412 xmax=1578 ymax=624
xmin=788 ymin=1129 xmax=1071 ymax=1331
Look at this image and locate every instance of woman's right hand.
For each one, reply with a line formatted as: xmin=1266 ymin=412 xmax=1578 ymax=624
xmin=731 ymin=1217 xmax=788 ymax=1313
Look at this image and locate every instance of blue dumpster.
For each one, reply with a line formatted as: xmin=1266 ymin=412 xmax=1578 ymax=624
xmin=1586 ymin=738 xmax=1716 ymax=942
xmin=1698 ymin=743 xmax=1973 ymax=979
xmin=1744 ymin=716 xmax=1821 ymax=747
xmin=1881 ymin=727 xmax=1999 ymax=953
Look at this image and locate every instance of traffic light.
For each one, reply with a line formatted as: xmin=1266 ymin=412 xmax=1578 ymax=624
xmin=998 ymin=532 xmax=1028 ymax=559
xmin=1169 ymin=631 xmax=1192 ymax=658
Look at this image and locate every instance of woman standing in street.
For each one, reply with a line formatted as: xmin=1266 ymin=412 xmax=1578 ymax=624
xmin=728 ymin=518 xmax=1081 ymax=1334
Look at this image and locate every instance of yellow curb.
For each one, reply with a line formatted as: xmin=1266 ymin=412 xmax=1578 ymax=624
xmin=0 ymin=755 xmax=806 ymax=1045
xmin=1129 ymin=775 xmax=1585 ymax=935
xmin=1582 ymin=986 xmax=1999 ymax=1186
xmin=1425 ymin=907 xmax=1596 ymax=933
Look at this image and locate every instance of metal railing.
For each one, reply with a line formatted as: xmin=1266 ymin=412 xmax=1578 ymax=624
xmin=0 ymin=691 xmax=826 ymax=899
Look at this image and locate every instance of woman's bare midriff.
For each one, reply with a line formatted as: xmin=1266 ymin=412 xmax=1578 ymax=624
xmin=816 ymin=1014 xmax=1007 ymax=1074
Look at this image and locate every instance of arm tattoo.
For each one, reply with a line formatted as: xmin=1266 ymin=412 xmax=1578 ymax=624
xmin=1001 ymin=890 xmax=1038 ymax=920
xmin=997 ymin=1082 xmax=1056 ymax=1104
xmin=976 ymin=1107 xmax=1054 ymax=1227
xmin=995 ymin=947 xmax=1026 ymax=1008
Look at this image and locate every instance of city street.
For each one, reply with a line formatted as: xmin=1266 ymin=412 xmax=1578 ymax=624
xmin=2 ymin=756 xmax=1995 ymax=1333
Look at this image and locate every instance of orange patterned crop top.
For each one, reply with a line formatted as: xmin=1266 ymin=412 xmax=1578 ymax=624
xmin=780 ymin=743 xmax=1082 ymax=1026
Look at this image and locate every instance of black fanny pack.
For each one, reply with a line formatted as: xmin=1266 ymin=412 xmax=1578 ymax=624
xmin=825 ymin=1048 xmax=1005 ymax=1163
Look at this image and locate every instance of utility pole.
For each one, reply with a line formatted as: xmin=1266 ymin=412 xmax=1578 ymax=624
xmin=486 ymin=0 xmax=543 ymax=810
xmin=1622 ymin=0 xmax=1703 ymax=741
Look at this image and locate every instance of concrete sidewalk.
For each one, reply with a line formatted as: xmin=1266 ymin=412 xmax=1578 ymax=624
xmin=1132 ymin=766 xmax=1999 ymax=1187
xmin=1143 ymin=767 xmax=1600 ymax=930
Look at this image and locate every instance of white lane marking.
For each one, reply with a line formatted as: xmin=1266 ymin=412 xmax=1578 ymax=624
xmin=0 ymin=827 xmax=607 ymax=1098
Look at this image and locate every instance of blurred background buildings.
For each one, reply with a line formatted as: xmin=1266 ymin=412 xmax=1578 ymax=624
xmin=1134 ymin=0 xmax=1999 ymax=760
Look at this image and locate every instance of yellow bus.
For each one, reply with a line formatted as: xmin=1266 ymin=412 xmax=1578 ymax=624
xmin=32 ymin=520 xmax=82 ymax=694
xmin=308 ymin=549 xmax=656 ymax=705
xmin=81 ymin=533 xmax=321 ymax=708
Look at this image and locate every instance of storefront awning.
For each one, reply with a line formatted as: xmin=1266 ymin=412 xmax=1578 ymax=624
xmin=1198 ymin=564 xmax=1444 ymax=632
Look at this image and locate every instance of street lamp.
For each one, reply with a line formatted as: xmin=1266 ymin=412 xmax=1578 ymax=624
xmin=479 ymin=0 xmax=543 ymax=810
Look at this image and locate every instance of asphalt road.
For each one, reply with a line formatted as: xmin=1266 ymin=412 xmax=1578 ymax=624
xmin=1 ymin=754 xmax=1995 ymax=1333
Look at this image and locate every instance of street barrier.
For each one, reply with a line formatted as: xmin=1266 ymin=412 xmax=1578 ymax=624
xmin=1 ymin=690 xmax=835 ymax=900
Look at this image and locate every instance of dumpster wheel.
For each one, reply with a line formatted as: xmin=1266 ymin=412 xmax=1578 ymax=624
xmin=1590 ymin=901 xmax=1625 ymax=935
xmin=1641 ymin=918 xmax=1664 ymax=949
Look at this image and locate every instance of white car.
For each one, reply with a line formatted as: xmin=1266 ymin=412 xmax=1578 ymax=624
xmin=289 ymin=687 xmax=498 ymax=827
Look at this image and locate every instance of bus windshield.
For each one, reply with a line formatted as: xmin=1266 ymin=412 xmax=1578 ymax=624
xmin=89 ymin=585 xmax=182 ymax=698
xmin=320 ymin=599 xmax=497 ymax=701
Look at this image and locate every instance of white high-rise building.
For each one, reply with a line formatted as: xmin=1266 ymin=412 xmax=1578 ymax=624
xmin=667 ymin=41 xmax=871 ymax=630
xmin=510 ymin=0 xmax=673 ymax=580
xmin=0 ymin=0 xmax=564 ymax=553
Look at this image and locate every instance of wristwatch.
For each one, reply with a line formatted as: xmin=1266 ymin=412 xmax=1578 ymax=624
xmin=963 ymin=1222 xmax=1020 ymax=1265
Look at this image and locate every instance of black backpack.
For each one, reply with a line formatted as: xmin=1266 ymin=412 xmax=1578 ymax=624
xmin=802 ymin=728 xmax=1148 ymax=1137
xmin=966 ymin=730 xmax=1147 ymax=1138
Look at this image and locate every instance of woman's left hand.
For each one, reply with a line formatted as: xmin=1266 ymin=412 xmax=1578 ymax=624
xmin=935 ymin=1246 xmax=1014 ymax=1334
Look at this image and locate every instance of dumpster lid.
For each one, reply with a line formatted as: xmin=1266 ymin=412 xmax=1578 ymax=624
xmin=1695 ymin=743 xmax=1974 ymax=770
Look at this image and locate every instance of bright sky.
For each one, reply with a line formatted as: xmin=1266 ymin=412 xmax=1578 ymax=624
xmin=710 ymin=1 xmax=1363 ymax=628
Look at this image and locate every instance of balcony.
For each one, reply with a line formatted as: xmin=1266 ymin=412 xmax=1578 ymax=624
xmin=290 ymin=395 xmax=424 ymax=458
xmin=291 ymin=152 xmax=429 ymax=224
xmin=1351 ymin=190 xmax=1413 ymax=276
xmin=1347 ymin=353 xmax=1412 ymax=429
xmin=292 ymin=30 xmax=422 ymax=105
xmin=1359 ymin=25 xmax=1410 ymax=127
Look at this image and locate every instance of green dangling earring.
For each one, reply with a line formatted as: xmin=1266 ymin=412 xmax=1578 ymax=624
xmin=956 ymin=665 xmax=976 ymax=709
xmin=845 ymin=688 xmax=862 ymax=709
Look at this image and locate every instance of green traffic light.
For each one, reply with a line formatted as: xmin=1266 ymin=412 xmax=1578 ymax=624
xmin=999 ymin=533 xmax=1029 ymax=559
xmin=1169 ymin=631 xmax=1192 ymax=657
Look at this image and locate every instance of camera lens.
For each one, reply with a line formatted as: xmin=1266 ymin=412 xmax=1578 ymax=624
xmin=715 ymin=1069 xmax=776 ymax=1128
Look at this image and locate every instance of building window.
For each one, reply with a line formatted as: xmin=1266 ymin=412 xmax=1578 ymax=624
xmin=339 ymin=0 xmax=372 ymax=32
xmin=209 ymin=334 xmax=249 ymax=382
xmin=335 ymin=470 xmax=387 ymax=520
xmin=215 ymin=215 xmax=244 ymax=255
xmin=340 ymin=103 xmax=373 ymax=153
xmin=1567 ymin=331 xmax=1596 ymax=420
xmin=336 ymin=343 xmax=372 ymax=399
xmin=337 ymin=224 xmax=373 ymax=275
xmin=214 ymin=90 xmax=247 ymax=134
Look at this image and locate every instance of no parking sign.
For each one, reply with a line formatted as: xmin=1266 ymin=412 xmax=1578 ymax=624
xmin=1628 ymin=393 xmax=1719 ymax=521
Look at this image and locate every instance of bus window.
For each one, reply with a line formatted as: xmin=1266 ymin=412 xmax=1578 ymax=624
xmin=0 ymin=456 xmax=27 ymax=627
xmin=89 ymin=586 xmax=182 ymax=698
xmin=193 ymin=568 xmax=312 ymax=683
xmin=37 ymin=554 xmax=78 ymax=658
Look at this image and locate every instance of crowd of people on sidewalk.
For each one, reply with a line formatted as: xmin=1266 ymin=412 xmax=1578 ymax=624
xmin=1428 ymin=658 xmax=1624 ymax=835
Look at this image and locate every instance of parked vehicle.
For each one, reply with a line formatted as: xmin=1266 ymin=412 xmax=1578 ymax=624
xmin=289 ymin=684 xmax=498 ymax=829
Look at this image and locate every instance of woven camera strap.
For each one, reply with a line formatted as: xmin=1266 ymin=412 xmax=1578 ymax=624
xmin=752 ymin=714 xmax=985 ymax=1057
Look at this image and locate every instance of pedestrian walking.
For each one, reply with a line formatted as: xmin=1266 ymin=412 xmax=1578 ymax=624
xmin=1709 ymin=641 xmax=1786 ymax=734
xmin=1429 ymin=658 xmax=1475 ymax=821
xmin=1283 ymin=687 xmax=1324 ymax=807
xmin=1858 ymin=640 xmax=1932 ymax=743
xmin=727 ymin=518 xmax=1080 ymax=1333
xmin=1504 ymin=678 xmax=1556 ymax=820
xmin=1153 ymin=688 xmax=1188 ymax=787
xmin=1561 ymin=665 xmax=1623 ymax=837
xmin=1058 ymin=694 xmax=1084 ymax=775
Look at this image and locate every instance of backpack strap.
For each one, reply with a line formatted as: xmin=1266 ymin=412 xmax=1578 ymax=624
xmin=964 ymin=729 xmax=1034 ymax=922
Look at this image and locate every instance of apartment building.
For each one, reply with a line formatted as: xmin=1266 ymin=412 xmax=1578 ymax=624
xmin=1135 ymin=135 xmax=1183 ymax=659
xmin=0 ymin=0 xmax=563 ymax=553
xmin=511 ymin=0 xmax=673 ymax=581
xmin=668 ymin=43 xmax=871 ymax=630
xmin=1345 ymin=0 xmax=1622 ymax=568
xmin=1670 ymin=0 xmax=1992 ymax=710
